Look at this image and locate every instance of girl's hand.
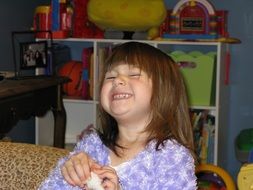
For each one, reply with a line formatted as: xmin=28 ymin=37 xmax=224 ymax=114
xmin=95 ymin=166 xmax=121 ymax=190
xmin=61 ymin=152 xmax=102 ymax=188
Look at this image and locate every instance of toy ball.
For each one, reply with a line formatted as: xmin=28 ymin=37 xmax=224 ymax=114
xmin=58 ymin=61 xmax=83 ymax=97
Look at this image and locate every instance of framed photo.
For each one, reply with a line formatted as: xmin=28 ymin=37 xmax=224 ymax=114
xmin=20 ymin=41 xmax=48 ymax=69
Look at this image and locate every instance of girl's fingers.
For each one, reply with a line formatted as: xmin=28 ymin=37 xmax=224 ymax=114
xmin=61 ymin=152 xmax=101 ymax=187
xmin=95 ymin=166 xmax=116 ymax=174
xmin=61 ymin=161 xmax=83 ymax=186
xmin=99 ymin=166 xmax=118 ymax=178
xmin=72 ymin=157 xmax=87 ymax=182
xmin=103 ymin=178 xmax=116 ymax=190
xmin=61 ymin=165 xmax=75 ymax=186
xmin=61 ymin=152 xmax=105 ymax=188
xmin=90 ymin=160 xmax=102 ymax=170
xmin=95 ymin=166 xmax=120 ymax=189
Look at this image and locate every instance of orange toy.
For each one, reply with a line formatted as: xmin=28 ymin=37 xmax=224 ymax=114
xmin=58 ymin=61 xmax=83 ymax=97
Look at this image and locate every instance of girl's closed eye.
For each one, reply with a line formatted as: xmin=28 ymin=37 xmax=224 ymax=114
xmin=104 ymin=72 xmax=116 ymax=80
xmin=129 ymin=73 xmax=141 ymax=78
xmin=105 ymin=76 xmax=116 ymax=80
xmin=128 ymin=67 xmax=141 ymax=78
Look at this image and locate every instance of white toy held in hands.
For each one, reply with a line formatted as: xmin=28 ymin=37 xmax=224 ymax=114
xmin=86 ymin=172 xmax=104 ymax=190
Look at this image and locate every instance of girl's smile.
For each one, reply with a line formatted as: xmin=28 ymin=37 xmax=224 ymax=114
xmin=111 ymin=93 xmax=132 ymax=100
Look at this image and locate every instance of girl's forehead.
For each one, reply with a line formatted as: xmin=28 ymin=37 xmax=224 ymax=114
xmin=107 ymin=61 xmax=141 ymax=70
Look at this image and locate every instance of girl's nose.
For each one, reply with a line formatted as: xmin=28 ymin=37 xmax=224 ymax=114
xmin=112 ymin=76 xmax=126 ymax=87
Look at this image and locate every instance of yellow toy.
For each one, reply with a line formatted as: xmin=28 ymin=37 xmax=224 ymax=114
xmin=238 ymin=163 xmax=253 ymax=190
xmin=196 ymin=164 xmax=236 ymax=190
xmin=87 ymin=0 xmax=166 ymax=40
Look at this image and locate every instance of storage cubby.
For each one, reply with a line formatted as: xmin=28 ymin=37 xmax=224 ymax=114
xmin=36 ymin=38 xmax=229 ymax=166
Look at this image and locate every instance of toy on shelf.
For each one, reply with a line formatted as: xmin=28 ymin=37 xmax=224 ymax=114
xmin=33 ymin=0 xmax=73 ymax=39
xmin=33 ymin=6 xmax=51 ymax=38
xmin=87 ymin=0 xmax=167 ymax=40
xmin=72 ymin=0 xmax=104 ymax=38
xmin=160 ymin=0 xmax=240 ymax=43
xmin=169 ymin=51 xmax=216 ymax=107
xmin=58 ymin=61 xmax=83 ymax=97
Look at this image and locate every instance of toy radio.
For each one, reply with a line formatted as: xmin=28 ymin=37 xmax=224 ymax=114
xmin=160 ymin=0 xmax=228 ymax=40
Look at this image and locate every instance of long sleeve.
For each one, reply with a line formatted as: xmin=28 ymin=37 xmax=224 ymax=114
xmin=38 ymin=157 xmax=81 ymax=190
xmin=38 ymin=132 xmax=109 ymax=190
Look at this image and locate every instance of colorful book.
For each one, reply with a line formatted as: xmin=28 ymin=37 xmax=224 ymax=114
xmin=89 ymin=52 xmax=94 ymax=99
xmin=82 ymin=47 xmax=93 ymax=99
xmin=51 ymin=0 xmax=60 ymax=31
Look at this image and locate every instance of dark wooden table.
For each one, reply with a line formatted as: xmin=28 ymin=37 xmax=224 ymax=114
xmin=0 ymin=76 xmax=70 ymax=148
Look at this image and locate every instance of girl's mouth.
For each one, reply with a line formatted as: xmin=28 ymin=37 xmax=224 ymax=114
xmin=112 ymin=93 xmax=132 ymax=100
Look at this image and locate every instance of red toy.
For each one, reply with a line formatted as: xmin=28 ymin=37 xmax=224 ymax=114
xmin=33 ymin=0 xmax=73 ymax=38
xmin=72 ymin=0 xmax=104 ymax=38
xmin=160 ymin=0 xmax=229 ymax=39
xmin=58 ymin=61 xmax=83 ymax=97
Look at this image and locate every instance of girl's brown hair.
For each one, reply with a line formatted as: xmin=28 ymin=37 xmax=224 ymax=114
xmin=98 ymin=41 xmax=195 ymax=158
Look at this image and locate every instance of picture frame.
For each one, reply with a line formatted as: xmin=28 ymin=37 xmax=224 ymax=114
xmin=20 ymin=41 xmax=48 ymax=69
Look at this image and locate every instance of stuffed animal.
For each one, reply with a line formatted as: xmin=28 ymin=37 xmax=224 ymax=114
xmin=87 ymin=0 xmax=167 ymax=39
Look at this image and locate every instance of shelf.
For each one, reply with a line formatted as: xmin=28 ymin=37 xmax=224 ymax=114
xmin=63 ymin=97 xmax=98 ymax=104
xmin=190 ymin=105 xmax=217 ymax=111
xmin=51 ymin=38 xmax=222 ymax=46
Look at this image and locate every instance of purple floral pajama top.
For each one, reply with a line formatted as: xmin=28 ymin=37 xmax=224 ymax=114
xmin=39 ymin=132 xmax=197 ymax=190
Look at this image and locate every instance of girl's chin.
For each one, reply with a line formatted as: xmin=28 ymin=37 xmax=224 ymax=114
xmin=109 ymin=104 xmax=130 ymax=114
xmin=110 ymin=110 xmax=129 ymax=117
xmin=109 ymin=110 xmax=133 ymax=120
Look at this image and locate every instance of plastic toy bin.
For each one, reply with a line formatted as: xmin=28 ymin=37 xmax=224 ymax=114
xmin=235 ymin=128 xmax=253 ymax=163
xmin=169 ymin=51 xmax=216 ymax=106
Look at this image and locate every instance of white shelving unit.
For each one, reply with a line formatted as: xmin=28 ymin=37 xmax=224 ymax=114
xmin=36 ymin=38 xmax=229 ymax=166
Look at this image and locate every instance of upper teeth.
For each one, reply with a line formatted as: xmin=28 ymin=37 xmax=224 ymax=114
xmin=113 ymin=94 xmax=131 ymax=99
